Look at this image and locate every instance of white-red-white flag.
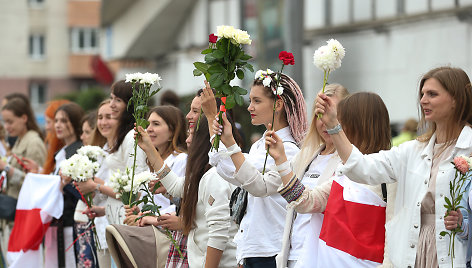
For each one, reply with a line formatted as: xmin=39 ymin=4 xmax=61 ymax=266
xmin=316 ymin=176 xmax=386 ymax=267
xmin=7 ymin=173 xmax=63 ymax=267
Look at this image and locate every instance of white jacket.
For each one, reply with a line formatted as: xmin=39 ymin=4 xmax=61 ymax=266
xmin=338 ymin=125 xmax=472 ymax=268
xmin=160 ymin=167 xmax=238 ymax=268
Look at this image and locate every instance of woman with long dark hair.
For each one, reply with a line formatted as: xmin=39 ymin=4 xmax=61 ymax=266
xmin=136 ymin=116 xmax=239 ymax=268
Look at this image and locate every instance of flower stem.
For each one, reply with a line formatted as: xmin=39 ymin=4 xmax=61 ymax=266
xmin=317 ymin=70 xmax=331 ymax=119
xmin=129 ymin=135 xmax=139 ymax=205
xmin=261 ymin=64 xmax=285 ymax=175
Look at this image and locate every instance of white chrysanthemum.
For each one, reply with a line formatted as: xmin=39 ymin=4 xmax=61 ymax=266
xmin=59 ymin=154 xmax=95 ymax=182
xmin=140 ymin=72 xmax=162 ymax=85
xmin=266 ymin=69 xmax=274 ymax=75
xmin=326 ymin=39 xmax=346 ymax=60
xmin=125 ymin=72 xmax=142 ymax=83
xmin=134 ymin=171 xmax=156 ymax=189
xmin=78 ymin=145 xmax=105 ymax=162
xmin=232 ymin=29 xmax=252 ymax=45
xmin=313 ymin=45 xmax=338 ymax=72
xmin=263 ymin=77 xmax=272 ymax=87
xmin=277 ymin=86 xmax=284 ymax=95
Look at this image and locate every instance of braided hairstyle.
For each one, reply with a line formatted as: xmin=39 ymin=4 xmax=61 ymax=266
xmin=253 ymin=72 xmax=308 ymax=145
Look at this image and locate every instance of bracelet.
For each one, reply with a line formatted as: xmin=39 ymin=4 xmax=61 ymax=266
xmin=326 ymin=124 xmax=342 ymax=135
xmin=279 ymin=168 xmax=292 ymax=177
xmin=276 ymin=160 xmax=290 ymax=171
xmin=156 ymin=165 xmax=171 ymax=179
xmin=3 ymin=165 xmax=10 ymax=174
xmin=96 ymin=183 xmax=101 ymax=193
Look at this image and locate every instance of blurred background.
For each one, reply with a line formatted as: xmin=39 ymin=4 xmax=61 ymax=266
xmin=1 ymin=0 xmax=471 ymax=142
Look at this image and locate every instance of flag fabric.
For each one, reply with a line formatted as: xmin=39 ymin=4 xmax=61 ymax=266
xmin=316 ymin=176 xmax=386 ymax=267
xmin=7 ymin=173 xmax=64 ymax=267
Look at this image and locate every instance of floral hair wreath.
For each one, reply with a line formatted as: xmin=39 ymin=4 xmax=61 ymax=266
xmin=254 ymin=69 xmax=284 ymax=96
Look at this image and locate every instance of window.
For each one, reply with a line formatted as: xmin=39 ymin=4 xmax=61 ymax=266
xmin=29 ymin=82 xmax=48 ymax=106
xmin=70 ymin=28 xmax=99 ymax=53
xmin=29 ymin=34 xmax=45 ymax=59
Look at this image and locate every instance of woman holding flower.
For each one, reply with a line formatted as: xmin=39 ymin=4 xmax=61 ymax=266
xmin=45 ymin=102 xmax=85 ymax=268
xmin=265 ymin=92 xmax=390 ymax=267
xmin=315 ymin=66 xmax=472 ymax=268
xmin=135 ymin=116 xmax=239 ymax=268
xmin=202 ymin=70 xmax=307 ymax=267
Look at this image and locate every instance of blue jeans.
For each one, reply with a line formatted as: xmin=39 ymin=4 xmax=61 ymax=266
xmin=243 ymin=256 xmax=276 ymax=268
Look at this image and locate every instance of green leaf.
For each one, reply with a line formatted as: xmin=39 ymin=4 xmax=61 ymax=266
xmin=439 ymin=231 xmax=449 ymax=236
xmin=217 ymin=38 xmax=228 ymax=53
xmin=207 ymin=64 xmax=226 ymax=75
xmin=194 ymin=62 xmax=210 ymax=73
xmin=235 ymin=93 xmax=244 ymax=106
xmin=246 ymin=63 xmax=254 ymax=72
xmin=205 ymin=54 xmax=217 ymax=63
xmin=201 ymin=48 xmax=213 ymax=54
xmin=236 ymin=69 xmax=244 ymax=80
xmin=445 ymin=196 xmax=452 ymax=208
xmin=233 ymin=86 xmax=247 ymax=95
xmin=142 ymin=204 xmax=153 ymax=212
xmin=241 ymin=54 xmax=252 ymax=60
xmin=225 ymin=95 xmax=236 ymax=110
xmin=193 ymin=69 xmax=203 ymax=76
xmin=212 ymin=50 xmax=225 ymax=59
xmin=209 ymin=73 xmax=224 ymax=88
xmin=221 ymin=84 xmax=232 ymax=95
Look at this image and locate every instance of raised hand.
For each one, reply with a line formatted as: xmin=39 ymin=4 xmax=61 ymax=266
xmin=212 ymin=112 xmax=236 ymax=147
xmin=76 ymin=179 xmax=97 ymax=195
xmin=83 ymin=205 xmax=105 ymax=219
xmin=21 ymin=157 xmax=39 ymax=173
xmin=264 ymin=125 xmax=286 ymax=163
xmin=315 ymin=93 xmax=339 ymax=128
xmin=201 ymin=80 xmax=218 ymax=120
xmin=134 ymin=125 xmax=155 ymax=153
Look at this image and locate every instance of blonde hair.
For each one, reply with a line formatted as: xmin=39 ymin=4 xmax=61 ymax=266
xmin=293 ymin=84 xmax=349 ymax=178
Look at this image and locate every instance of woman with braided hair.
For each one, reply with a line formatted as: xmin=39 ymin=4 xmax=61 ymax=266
xmin=201 ymin=70 xmax=308 ymax=267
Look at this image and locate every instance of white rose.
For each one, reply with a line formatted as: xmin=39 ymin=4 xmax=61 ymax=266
xmin=232 ymin=29 xmax=252 ymax=45
xmin=216 ymin=25 xmax=235 ymax=39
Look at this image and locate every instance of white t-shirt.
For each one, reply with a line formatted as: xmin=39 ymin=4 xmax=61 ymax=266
xmin=289 ymin=153 xmax=333 ymax=261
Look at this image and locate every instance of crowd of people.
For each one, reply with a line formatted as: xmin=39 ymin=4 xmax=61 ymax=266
xmin=0 ymin=65 xmax=471 ymax=268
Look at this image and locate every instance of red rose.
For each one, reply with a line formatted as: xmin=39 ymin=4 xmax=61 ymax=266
xmin=209 ymin=34 xmax=218 ymax=44
xmin=279 ymin=51 xmax=295 ymax=65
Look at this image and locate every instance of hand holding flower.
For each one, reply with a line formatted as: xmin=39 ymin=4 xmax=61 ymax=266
xmin=315 ymin=93 xmax=339 ymax=129
xmin=83 ymin=205 xmax=105 ymax=219
xmin=444 ymin=209 xmax=463 ymax=231
xmin=264 ymin=127 xmax=286 ymax=164
xmin=76 ymin=178 xmax=98 ymax=195
xmin=213 ymin=113 xmax=235 ymax=147
xmin=155 ymin=213 xmax=183 ymax=231
xmin=134 ymin=125 xmax=155 ymax=154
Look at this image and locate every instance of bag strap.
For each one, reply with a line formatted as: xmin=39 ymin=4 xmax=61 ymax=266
xmin=381 ymin=183 xmax=387 ymax=202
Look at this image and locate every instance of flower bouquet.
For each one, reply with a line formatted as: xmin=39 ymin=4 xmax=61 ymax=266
xmin=193 ymin=25 xmax=253 ymax=150
xmin=440 ymin=155 xmax=472 ymax=268
xmin=60 ymin=145 xmax=105 ymax=249
xmin=313 ymin=39 xmax=345 ymax=118
xmin=125 ymin=72 xmax=162 ymax=204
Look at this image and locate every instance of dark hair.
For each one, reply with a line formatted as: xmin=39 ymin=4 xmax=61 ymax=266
xmin=417 ymin=67 xmax=472 ymax=146
xmin=4 ymin=93 xmax=30 ymax=106
xmin=252 ymin=73 xmax=307 ymax=144
xmin=2 ymin=97 xmax=43 ymax=139
xmin=160 ymin=90 xmax=180 ymax=107
xmin=338 ymin=92 xmax=391 ymax=154
xmin=55 ymin=103 xmax=85 ymax=141
xmin=180 ymin=115 xmax=241 ymax=234
xmin=147 ymin=105 xmax=187 ymax=159
xmin=82 ymin=111 xmax=97 ymax=130
xmin=110 ymin=80 xmax=135 ymax=153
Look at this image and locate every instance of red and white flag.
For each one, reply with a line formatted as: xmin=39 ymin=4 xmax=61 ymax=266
xmin=316 ymin=176 xmax=386 ymax=267
xmin=7 ymin=173 xmax=63 ymax=267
